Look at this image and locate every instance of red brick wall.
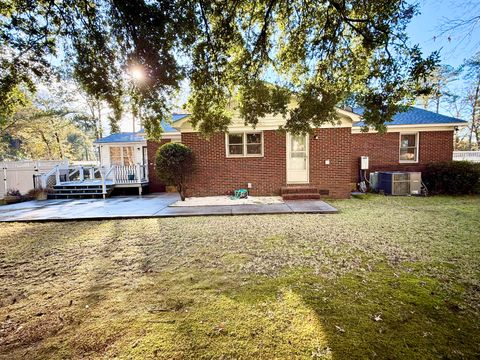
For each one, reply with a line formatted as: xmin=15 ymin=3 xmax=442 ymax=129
xmin=181 ymin=128 xmax=352 ymax=198
xmin=148 ymin=129 xmax=452 ymax=197
xmin=147 ymin=139 xmax=171 ymax=192
xmin=181 ymin=131 xmax=287 ymax=196
xmin=309 ymin=128 xmax=352 ymax=198
xmin=351 ymin=131 xmax=454 ymax=183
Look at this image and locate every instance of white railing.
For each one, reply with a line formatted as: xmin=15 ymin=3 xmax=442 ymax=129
xmin=113 ymin=164 xmax=148 ymax=183
xmin=453 ymin=151 xmax=480 ymax=163
xmin=35 ymin=164 xmax=149 ymax=198
xmin=101 ymin=165 xmax=115 ymax=198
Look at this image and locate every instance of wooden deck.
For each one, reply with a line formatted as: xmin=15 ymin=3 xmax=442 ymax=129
xmin=36 ymin=164 xmax=150 ymax=198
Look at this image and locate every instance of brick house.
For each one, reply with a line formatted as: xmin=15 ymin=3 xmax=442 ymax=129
xmin=95 ymin=107 xmax=465 ymax=199
xmin=143 ymin=107 xmax=466 ymax=199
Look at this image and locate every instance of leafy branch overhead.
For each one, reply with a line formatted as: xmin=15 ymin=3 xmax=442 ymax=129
xmin=1 ymin=0 xmax=439 ymax=137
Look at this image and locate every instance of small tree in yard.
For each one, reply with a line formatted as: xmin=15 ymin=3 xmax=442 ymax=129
xmin=155 ymin=143 xmax=195 ymax=201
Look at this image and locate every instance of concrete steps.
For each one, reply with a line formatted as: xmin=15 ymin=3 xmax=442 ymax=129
xmin=281 ymin=186 xmax=321 ymax=200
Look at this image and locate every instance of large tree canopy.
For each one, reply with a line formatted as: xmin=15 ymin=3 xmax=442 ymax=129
xmin=1 ymin=0 xmax=438 ymax=137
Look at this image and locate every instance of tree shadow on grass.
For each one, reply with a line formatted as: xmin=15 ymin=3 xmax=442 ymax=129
xmin=2 ymin=218 xmax=479 ymax=359
xmin=220 ymin=266 xmax=479 ymax=359
xmin=96 ymin=263 xmax=478 ymax=359
xmin=0 ymin=220 xmax=144 ymax=359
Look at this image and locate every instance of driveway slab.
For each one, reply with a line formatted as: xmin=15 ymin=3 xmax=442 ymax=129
xmin=0 ymin=193 xmax=337 ymax=222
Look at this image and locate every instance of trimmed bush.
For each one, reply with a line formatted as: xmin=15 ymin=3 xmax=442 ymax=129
xmin=26 ymin=187 xmax=53 ymax=200
xmin=423 ymin=161 xmax=480 ymax=195
xmin=155 ymin=143 xmax=195 ymax=201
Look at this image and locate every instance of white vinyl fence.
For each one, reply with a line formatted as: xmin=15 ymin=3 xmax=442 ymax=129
xmin=1 ymin=160 xmax=69 ymax=199
xmin=453 ymin=151 xmax=480 ymax=163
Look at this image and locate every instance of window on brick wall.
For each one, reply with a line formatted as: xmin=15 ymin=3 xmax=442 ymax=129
xmin=226 ymin=132 xmax=263 ymax=157
xmin=399 ymin=133 xmax=419 ymax=163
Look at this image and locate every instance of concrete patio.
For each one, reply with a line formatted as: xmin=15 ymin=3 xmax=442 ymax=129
xmin=0 ymin=193 xmax=338 ymax=222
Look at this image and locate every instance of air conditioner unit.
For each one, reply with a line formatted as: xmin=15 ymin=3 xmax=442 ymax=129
xmin=369 ymin=172 xmax=379 ymax=191
xmin=409 ymin=172 xmax=422 ymax=195
xmin=378 ymin=172 xmax=410 ymax=195
xmin=378 ymin=172 xmax=423 ymax=195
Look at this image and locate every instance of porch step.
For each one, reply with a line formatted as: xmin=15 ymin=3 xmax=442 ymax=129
xmin=48 ymin=183 xmax=114 ymax=199
xmin=280 ymin=186 xmax=319 ymax=195
xmin=281 ymin=185 xmax=321 ymax=200
xmin=282 ymin=193 xmax=321 ymax=200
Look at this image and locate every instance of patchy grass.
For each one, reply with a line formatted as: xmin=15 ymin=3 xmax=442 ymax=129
xmin=0 ymin=195 xmax=479 ymax=359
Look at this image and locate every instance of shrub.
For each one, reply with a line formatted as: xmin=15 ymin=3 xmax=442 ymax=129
xmin=423 ymin=161 xmax=480 ymax=195
xmin=6 ymin=188 xmax=21 ymax=197
xmin=155 ymin=143 xmax=195 ymax=201
xmin=26 ymin=187 xmax=53 ymax=200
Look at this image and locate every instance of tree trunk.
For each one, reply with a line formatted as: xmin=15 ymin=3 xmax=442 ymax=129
xmin=39 ymin=131 xmax=52 ymax=159
xmin=54 ymin=131 xmax=64 ymax=159
xmin=469 ymin=79 xmax=480 ymax=150
xmin=177 ymin=183 xmax=186 ymax=201
xmin=97 ymin=103 xmax=103 ymax=139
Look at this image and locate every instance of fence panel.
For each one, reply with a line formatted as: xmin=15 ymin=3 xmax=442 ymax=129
xmin=1 ymin=160 xmax=68 ymax=198
xmin=453 ymin=151 xmax=480 ymax=163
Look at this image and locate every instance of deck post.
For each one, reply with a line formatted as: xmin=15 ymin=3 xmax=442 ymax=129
xmin=55 ymin=166 xmax=60 ymax=185
xmin=138 ymin=185 xmax=142 ymax=196
xmin=135 ymin=164 xmax=141 ymax=182
xmin=101 ymin=167 xmax=106 ymax=199
xmin=89 ymin=167 xmax=94 ymax=180
xmin=3 ymin=167 xmax=7 ymax=194
xmin=79 ymin=166 xmax=84 ymax=181
xmin=41 ymin=173 xmax=47 ymax=188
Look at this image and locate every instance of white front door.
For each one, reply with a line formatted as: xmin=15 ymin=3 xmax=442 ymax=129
xmin=287 ymin=133 xmax=309 ymax=183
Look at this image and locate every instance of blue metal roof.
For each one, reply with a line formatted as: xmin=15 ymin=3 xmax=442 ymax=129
xmin=352 ymin=107 xmax=467 ymax=127
xmin=94 ymin=132 xmax=145 ymax=144
xmin=94 ymin=113 xmax=189 ymax=143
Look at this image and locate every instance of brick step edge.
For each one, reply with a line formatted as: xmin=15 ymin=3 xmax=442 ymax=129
xmin=280 ymin=186 xmax=319 ymax=195
xmin=282 ymin=193 xmax=321 ymax=200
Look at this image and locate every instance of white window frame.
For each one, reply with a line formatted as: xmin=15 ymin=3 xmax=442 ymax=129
xmin=110 ymin=145 xmax=135 ymax=166
xmin=225 ymin=131 xmax=264 ymax=158
xmin=399 ymin=132 xmax=419 ymax=163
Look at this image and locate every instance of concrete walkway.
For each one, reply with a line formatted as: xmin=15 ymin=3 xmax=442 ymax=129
xmin=0 ymin=193 xmax=337 ymax=222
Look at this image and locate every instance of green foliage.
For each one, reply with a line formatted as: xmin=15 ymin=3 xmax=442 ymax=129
xmin=0 ymin=82 xmax=97 ymax=161
xmin=155 ymin=143 xmax=195 ymax=200
xmin=0 ymin=86 xmax=29 ymax=126
xmin=423 ymin=161 xmax=480 ymax=195
xmin=1 ymin=0 xmax=439 ymax=137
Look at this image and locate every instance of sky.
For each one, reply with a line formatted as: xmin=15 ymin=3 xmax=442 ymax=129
xmin=117 ymin=0 xmax=479 ymax=133
xmin=408 ymin=0 xmax=479 ymax=68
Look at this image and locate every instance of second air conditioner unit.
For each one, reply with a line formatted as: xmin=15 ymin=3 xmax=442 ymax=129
xmin=378 ymin=172 xmax=422 ymax=195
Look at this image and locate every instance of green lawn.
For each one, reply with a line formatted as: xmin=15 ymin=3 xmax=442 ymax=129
xmin=0 ymin=195 xmax=479 ymax=359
